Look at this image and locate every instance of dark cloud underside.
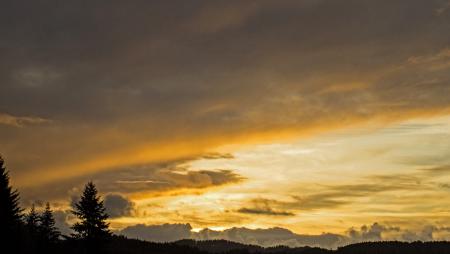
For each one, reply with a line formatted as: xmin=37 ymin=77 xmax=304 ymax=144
xmin=20 ymin=159 xmax=244 ymax=204
xmin=104 ymin=194 xmax=135 ymax=218
xmin=1 ymin=0 xmax=449 ymax=186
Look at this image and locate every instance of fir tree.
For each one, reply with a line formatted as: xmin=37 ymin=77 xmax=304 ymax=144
xmin=39 ymin=202 xmax=60 ymax=243
xmin=0 ymin=156 xmax=23 ymax=236
xmin=71 ymin=181 xmax=111 ymax=240
xmin=25 ymin=203 xmax=39 ymax=234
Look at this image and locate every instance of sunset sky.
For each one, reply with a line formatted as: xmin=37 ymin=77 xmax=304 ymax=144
xmin=1 ymin=0 xmax=450 ymax=248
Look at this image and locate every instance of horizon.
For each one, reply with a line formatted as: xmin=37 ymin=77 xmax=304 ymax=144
xmin=1 ymin=0 xmax=450 ymax=249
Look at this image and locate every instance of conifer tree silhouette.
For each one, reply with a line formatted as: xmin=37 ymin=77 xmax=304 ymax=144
xmin=0 ymin=156 xmax=23 ymax=240
xmin=26 ymin=203 xmax=39 ymax=234
xmin=71 ymin=181 xmax=111 ymax=241
xmin=39 ymin=202 xmax=60 ymax=243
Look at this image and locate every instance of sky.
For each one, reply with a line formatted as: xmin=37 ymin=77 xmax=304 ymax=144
xmin=1 ymin=0 xmax=450 ymax=248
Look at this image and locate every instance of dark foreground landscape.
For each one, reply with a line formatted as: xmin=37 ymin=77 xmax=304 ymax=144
xmin=27 ymin=237 xmax=450 ymax=254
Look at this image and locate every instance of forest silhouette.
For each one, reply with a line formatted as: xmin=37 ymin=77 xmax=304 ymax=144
xmin=1 ymin=156 xmax=449 ymax=254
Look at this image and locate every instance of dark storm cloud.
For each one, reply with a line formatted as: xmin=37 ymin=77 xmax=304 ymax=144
xmin=1 ymin=0 xmax=449 ymax=192
xmin=104 ymin=194 xmax=135 ymax=218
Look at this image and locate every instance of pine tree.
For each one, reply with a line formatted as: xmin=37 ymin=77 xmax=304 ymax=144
xmin=0 ymin=156 xmax=23 ymax=236
xmin=25 ymin=203 xmax=39 ymax=234
xmin=39 ymin=202 xmax=60 ymax=243
xmin=71 ymin=181 xmax=111 ymax=240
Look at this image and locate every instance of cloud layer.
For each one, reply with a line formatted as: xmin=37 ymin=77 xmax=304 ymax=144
xmin=1 ymin=0 xmax=449 ymax=187
xmin=117 ymin=222 xmax=450 ymax=249
xmin=20 ymin=159 xmax=244 ymax=205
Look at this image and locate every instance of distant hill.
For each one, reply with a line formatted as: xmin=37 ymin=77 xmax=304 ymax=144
xmin=54 ymin=236 xmax=450 ymax=254
xmin=335 ymin=241 xmax=450 ymax=254
xmin=174 ymin=239 xmax=265 ymax=253
xmin=173 ymin=239 xmax=328 ymax=254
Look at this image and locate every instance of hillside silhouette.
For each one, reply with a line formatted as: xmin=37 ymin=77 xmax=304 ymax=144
xmin=53 ymin=238 xmax=450 ymax=254
xmin=1 ymin=156 xmax=450 ymax=254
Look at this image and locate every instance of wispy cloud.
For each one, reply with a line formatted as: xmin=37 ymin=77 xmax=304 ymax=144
xmin=201 ymin=152 xmax=235 ymax=160
xmin=0 ymin=113 xmax=50 ymax=127
xmin=20 ymin=160 xmax=245 ymax=204
xmin=237 ymin=207 xmax=295 ymax=216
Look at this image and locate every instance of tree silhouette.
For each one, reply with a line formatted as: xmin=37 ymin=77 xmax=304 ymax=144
xmin=71 ymin=181 xmax=111 ymax=241
xmin=26 ymin=203 xmax=39 ymax=234
xmin=0 ymin=156 xmax=23 ymax=241
xmin=39 ymin=202 xmax=60 ymax=243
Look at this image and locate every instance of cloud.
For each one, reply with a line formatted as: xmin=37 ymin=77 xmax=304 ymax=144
xmin=237 ymin=207 xmax=294 ymax=216
xmin=436 ymin=1 xmax=450 ymax=16
xmin=407 ymin=48 xmax=450 ymax=67
xmin=1 ymin=0 xmax=450 ymax=190
xmin=401 ymin=225 xmax=450 ymax=241
xmin=201 ymin=153 xmax=235 ymax=160
xmin=103 ymin=168 xmax=244 ymax=195
xmin=228 ymin=168 xmax=445 ymax=221
xmin=117 ymin=223 xmax=346 ymax=248
xmin=236 ymin=198 xmax=295 ymax=216
xmin=347 ymin=223 xmax=400 ymax=242
xmin=53 ymin=210 xmax=74 ymax=236
xmin=19 ymin=160 xmax=244 ymax=204
xmin=241 ymin=180 xmax=419 ymax=214
xmin=184 ymin=1 xmax=262 ymax=34
xmin=104 ymin=194 xmax=135 ymax=218
xmin=195 ymin=226 xmax=375 ymax=249
xmin=117 ymin=223 xmax=193 ymax=242
xmin=115 ymin=222 xmax=450 ymax=249
xmin=419 ymin=165 xmax=450 ymax=176
xmin=0 ymin=112 xmax=50 ymax=127
xmin=346 ymin=223 xmax=450 ymax=243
